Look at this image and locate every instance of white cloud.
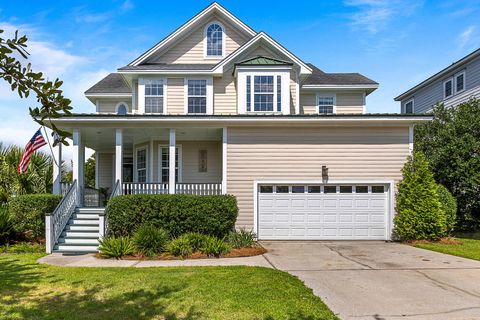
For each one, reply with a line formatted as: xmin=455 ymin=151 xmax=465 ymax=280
xmin=458 ymin=26 xmax=476 ymax=49
xmin=121 ymin=0 xmax=134 ymax=12
xmin=344 ymin=0 xmax=422 ymax=34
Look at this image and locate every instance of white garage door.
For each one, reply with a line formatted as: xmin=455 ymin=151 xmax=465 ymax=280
xmin=258 ymin=184 xmax=389 ymax=240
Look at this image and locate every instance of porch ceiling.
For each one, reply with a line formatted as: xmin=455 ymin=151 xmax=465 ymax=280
xmin=79 ymin=127 xmax=222 ymax=151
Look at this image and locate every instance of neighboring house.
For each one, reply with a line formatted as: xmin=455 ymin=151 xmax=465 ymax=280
xmin=46 ymin=2 xmax=429 ymax=253
xmin=395 ymin=48 xmax=480 ymax=113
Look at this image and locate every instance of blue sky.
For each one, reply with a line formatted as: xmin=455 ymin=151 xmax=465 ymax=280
xmin=1 ymin=0 xmax=480 ymax=157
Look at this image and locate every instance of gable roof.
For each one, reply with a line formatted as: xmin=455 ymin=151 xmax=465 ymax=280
xmin=235 ymin=56 xmax=293 ymax=66
xmin=213 ymin=32 xmax=312 ymax=75
xmin=395 ymin=48 xmax=480 ymax=101
xmin=303 ymin=63 xmax=378 ymax=86
xmin=129 ymin=2 xmax=256 ymax=66
xmin=84 ymin=73 xmax=131 ymax=95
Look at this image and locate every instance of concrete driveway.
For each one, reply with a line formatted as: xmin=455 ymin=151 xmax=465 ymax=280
xmin=261 ymin=241 xmax=480 ymax=320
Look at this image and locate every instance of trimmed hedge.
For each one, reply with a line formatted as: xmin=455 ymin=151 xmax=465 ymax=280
xmin=8 ymin=194 xmax=62 ymax=240
xmin=106 ymin=194 xmax=238 ymax=238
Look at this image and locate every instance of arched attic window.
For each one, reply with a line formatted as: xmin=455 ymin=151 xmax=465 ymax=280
xmin=205 ymin=22 xmax=224 ymax=57
xmin=116 ymin=102 xmax=128 ymax=115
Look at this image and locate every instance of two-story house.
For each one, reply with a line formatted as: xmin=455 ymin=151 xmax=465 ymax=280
xmin=395 ymin=48 xmax=480 ymax=113
xmin=46 ymin=2 xmax=429 ymax=252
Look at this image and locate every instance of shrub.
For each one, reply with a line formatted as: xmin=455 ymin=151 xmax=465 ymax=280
xmin=437 ymin=184 xmax=457 ymax=235
xmin=8 ymin=194 xmax=62 ymax=240
xmin=106 ymin=194 xmax=238 ymax=238
xmin=200 ymin=236 xmax=231 ymax=258
xmin=0 ymin=242 xmax=44 ymax=253
xmin=227 ymin=229 xmax=256 ymax=248
xmin=98 ymin=236 xmax=134 ymax=259
xmin=0 ymin=206 xmax=12 ymax=244
xmin=132 ymin=225 xmax=169 ymax=257
xmin=181 ymin=232 xmax=209 ymax=251
xmin=394 ymin=152 xmax=447 ymax=241
xmin=166 ymin=236 xmax=193 ymax=259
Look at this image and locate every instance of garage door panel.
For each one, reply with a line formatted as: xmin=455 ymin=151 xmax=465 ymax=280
xmin=258 ymin=184 xmax=389 ymax=240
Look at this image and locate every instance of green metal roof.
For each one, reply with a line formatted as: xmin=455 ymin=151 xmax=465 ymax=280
xmin=234 ymin=56 xmax=293 ymax=67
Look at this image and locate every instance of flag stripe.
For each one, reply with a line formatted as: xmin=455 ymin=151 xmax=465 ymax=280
xmin=18 ymin=129 xmax=47 ymax=174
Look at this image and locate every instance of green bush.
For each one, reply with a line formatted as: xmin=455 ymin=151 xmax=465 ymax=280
xmin=98 ymin=236 xmax=134 ymax=259
xmin=228 ymin=229 xmax=256 ymax=248
xmin=106 ymin=194 xmax=238 ymax=238
xmin=200 ymin=236 xmax=231 ymax=257
xmin=0 ymin=242 xmax=44 ymax=253
xmin=8 ymin=194 xmax=62 ymax=240
xmin=0 ymin=206 xmax=12 ymax=244
xmin=132 ymin=225 xmax=169 ymax=257
xmin=437 ymin=184 xmax=457 ymax=235
xmin=394 ymin=152 xmax=447 ymax=241
xmin=166 ymin=236 xmax=193 ymax=259
xmin=181 ymin=232 xmax=209 ymax=251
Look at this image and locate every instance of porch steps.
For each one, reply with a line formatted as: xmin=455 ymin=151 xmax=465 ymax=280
xmin=53 ymin=207 xmax=105 ymax=253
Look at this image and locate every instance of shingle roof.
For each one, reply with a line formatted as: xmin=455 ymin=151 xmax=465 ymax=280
xmin=85 ymin=73 xmax=131 ymax=94
xmin=118 ymin=64 xmax=216 ymax=71
xmin=303 ymin=63 xmax=378 ymax=86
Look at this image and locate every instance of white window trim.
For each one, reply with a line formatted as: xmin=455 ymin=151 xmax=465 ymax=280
xmin=184 ymin=77 xmax=213 ymax=115
xmin=203 ymin=21 xmax=226 ymax=59
xmin=158 ymin=144 xmax=183 ymax=183
xmin=134 ymin=146 xmax=148 ymax=183
xmin=454 ymin=70 xmax=466 ymax=94
xmin=138 ymin=77 xmax=167 ymax=115
xmin=404 ymin=98 xmax=414 ymax=114
xmin=443 ymin=77 xmax=453 ymax=99
xmin=316 ymin=93 xmax=337 ymax=114
xmin=115 ymin=101 xmax=129 ymax=114
xmin=237 ymin=69 xmax=290 ymax=115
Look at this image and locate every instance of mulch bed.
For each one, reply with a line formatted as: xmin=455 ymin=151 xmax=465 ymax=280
xmin=408 ymin=237 xmax=464 ymax=246
xmin=96 ymin=246 xmax=267 ymax=260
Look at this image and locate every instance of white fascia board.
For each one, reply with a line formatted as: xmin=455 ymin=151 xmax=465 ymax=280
xmin=213 ymin=32 xmax=312 ymax=75
xmin=117 ymin=70 xmax=218 ymax=75
xmin=84 ymin=93 xmax=132 ymax=98
xmin=302 ymin=84 xmax=379 ymax=90
xmin=129 ymin=3 xmax=256 ymax=66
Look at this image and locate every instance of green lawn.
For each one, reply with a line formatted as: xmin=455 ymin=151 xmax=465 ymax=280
xmin=414 ymin=238 xmax=480 ymax=261
xmin=0 ymin=252 xmax=336 ymax=320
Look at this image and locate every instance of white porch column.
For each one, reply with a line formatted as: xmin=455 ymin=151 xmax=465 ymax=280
xmin=169 ymin=129 xmax=176 ymax=194
xmin=222 ymin=127 xmax=227 ymax=194
xmin=408 ymin=125 xmax=414 ymax=155
xmin=52 ymin=136 xmax=62 ymax=195
xmin=72 ymin=129 xmax=84 ymax=206
xmin=115 ymin=129 xmax=123 ymax=185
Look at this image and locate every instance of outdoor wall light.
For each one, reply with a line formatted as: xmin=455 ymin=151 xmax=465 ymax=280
xmin=322 ymin=165 xmax=329 ymax=183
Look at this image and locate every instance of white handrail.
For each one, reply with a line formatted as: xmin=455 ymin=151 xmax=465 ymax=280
xmin=45 ymin=180 xmax=77 ymax=253
xmin=122 ymin=182 xmax=169 ymax=195
xmin=176 ymin=183 xmax=222 ymax=195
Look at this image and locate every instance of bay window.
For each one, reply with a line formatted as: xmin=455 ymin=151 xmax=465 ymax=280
xmin=245 ymin=75 xmax=283 ymax=112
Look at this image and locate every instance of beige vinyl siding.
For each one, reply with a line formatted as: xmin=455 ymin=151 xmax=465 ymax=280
xmin=97 ymin=153 xmax=113 ymax=191
xmin=300 ymin=92 xmax=364 ymax=114
xmin=214 ymin=73 xmax=237 ymax=114
xmin=290 ymin=71 xmax=297 ymax=114
xmin=167 ymin=78 xmax=185 ymax=114
xmin=227 ymin=126 xmax=409 ymax=229
xmin=151 ymin=15 xmax=249 ymax=64
xmin=97 ymin=99 xmax=131 ymax=114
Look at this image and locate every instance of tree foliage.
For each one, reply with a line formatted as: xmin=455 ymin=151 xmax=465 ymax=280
xmin=394 ymin=151 xmax=447 ymax=240
xmin=415 ymin=100 xmax=480 ymax=230
xmin=0 ymin=29 xmax=72 ymax=145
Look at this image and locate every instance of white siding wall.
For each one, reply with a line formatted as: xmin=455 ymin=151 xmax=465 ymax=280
xmin=97 ymin=153 xmax=114 ymax=191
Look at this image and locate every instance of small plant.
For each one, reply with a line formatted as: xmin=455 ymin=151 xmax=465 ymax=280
xmin=1 ymin=242 xmax=44 ymax=253
xmin=98 ymin=236 xmax=134 ymax=259
xmin=166 ymin=236 xmax=193 ymax=259
xmin=201 ymin=236 xmax=231 ymax=258
xmin=132 ymin=225 xmax=169 ymax=257
xmin=0 ymin=206 xmax=12 ymax=244
xmin=181 ymin=232 xmax=209 ymax=251
xmin=227 ymin=229 xmax=256 ymax=248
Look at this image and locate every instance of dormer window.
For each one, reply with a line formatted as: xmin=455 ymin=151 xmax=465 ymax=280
xmin=205 ymin=23 xmax=224 ymax=57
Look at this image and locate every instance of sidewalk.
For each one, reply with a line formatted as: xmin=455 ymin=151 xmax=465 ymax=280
xmin=38 ymin=253 xmax=273 ymax=268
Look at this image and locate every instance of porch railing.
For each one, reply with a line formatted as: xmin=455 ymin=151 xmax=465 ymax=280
xmin=45 ymin=180 xmax=77 ymax=253
xmin=122 ymin=182 xmax=169 ymax=195
xmin=176 ymin=183 xmax=222 ymax=195
xmin=60 ymin=182 xmax=72 ymax=196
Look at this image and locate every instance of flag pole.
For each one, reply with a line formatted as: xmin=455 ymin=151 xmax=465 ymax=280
xmin=42 ymin=126 xmax=59 ymax=167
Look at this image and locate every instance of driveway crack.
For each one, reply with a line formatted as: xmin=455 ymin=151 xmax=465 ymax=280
xmin=325 ymin=244 xmax=374 ymax=269
xmin=416 ymin=270 xmax=480 ymax=299
xmin=262 ymin=254 xmax=277 ymax=269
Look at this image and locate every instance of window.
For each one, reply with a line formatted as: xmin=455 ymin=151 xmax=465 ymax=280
xmin=145 ymin=80 xmax=164 ymax=113
xmin=404 ymin=99 xmax=414 ymax=114
xmin=324 ymin=186 xmax=337 ymax=193
xmin=276 ymin=186 xmax=289 ymax=193
xmin=455 ymin=71 xmax=465 ymax=93
xmin=372 ymin=186 xmax=385 ymax=193
xmin=254 ymin=76 xmax=274 ymax=112
xmin=260 ymin=185 xmax=273 ymax=193
xmin=136 ymin=148 xmax=147 ymax=183
xmin=205 ymin=23 xmax=223 ymax=57
xmin=292 ymin=186 xmax=305 ymax=193
xmin=160 ymin=146 xmax=181 ymax=183
xmin=246 ymin=76 xmax=251 ymax=112
xmin=307 ymin=186 xmax=321 ymax=193
xmin=317 ymin=96 xmax=335 ymax=114
xmin=187 ymin=80 xmax=207 ymax=113
xmin=276 ymin=75 xmax=281 ymax=112
xmin=116 ymin=103 xmax=128 ymax=115
xmin=444 ymin=78 xmax=453 ymax=99
xmin=340 ymin=186 xmax=353 ymax=193
xmin=355 ymin=186 xmax=368 ymax=193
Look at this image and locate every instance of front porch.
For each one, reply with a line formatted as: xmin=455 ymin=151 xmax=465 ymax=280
xmin=53 ymin=126 xmax=228 ymax=205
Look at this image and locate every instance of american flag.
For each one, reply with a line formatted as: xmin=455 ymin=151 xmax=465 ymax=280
xmin=18 ymin=129 xmax=47 ymax=174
